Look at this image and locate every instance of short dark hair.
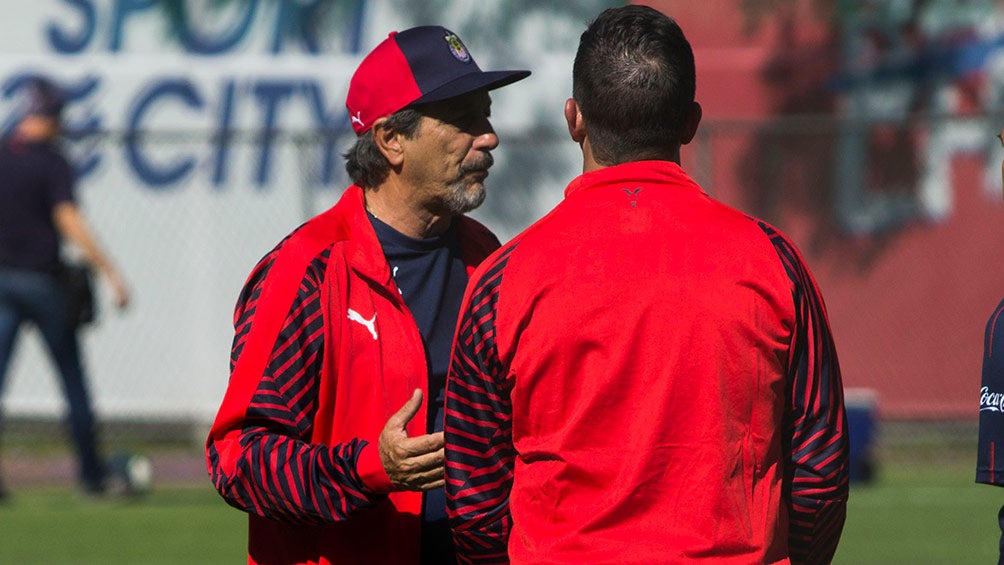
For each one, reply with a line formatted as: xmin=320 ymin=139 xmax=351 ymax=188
xmin=343 ymin=107 xmax=423 ymax=188
xmin=572 ymin=5 xmax=696 ymax=165
xmin=26 ymin=77 xmax=65 ymax=119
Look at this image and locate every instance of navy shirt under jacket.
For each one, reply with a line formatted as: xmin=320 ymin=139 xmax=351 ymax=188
xmin=368 ymin=211 xmax=468 ymax=564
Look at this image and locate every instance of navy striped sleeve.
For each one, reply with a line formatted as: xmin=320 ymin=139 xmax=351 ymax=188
xmin=444 ymin=247 xmax=516 ymax=565
xmin=208 ymin=248 xmax=378 ymax=524
xmin=758 ymin=221 xmax=849 ymax=564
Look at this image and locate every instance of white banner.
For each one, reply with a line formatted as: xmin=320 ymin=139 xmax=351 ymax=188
xmin=1 ymin=0 xmax=588 ymax=422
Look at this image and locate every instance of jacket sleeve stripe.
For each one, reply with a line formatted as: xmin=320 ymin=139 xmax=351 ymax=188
xmin=208 ymin=249 xmax=379 ymax=524
xmin=757 ymin=220 xmax=848 ymax=564
xmin=445 ymin=246 xmax=517 ymax=564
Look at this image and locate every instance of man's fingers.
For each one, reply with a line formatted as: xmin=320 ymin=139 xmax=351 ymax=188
xmin=400 ymin=431 xmax=444 ymax=456
xmin=379 ymin=395 xmax=448 ymax=492
xmin=402 ymin=461 xmax=447 ymax=491
xmin=399 ymin=445 xmax=444 ymax=471
xmin=383 ymin=442 xmax=446 ymax=492
xmin=416 ymin=476 xmax=446 ymax=492
xmin=385 ymin=389 xmax=423 ymax=431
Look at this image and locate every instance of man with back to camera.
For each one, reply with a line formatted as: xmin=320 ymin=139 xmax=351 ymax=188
xmin=444 ymin=6 xmax=849 ymax=564
xmin=976 ymin=128 xmax=1004 ymax=564
xmin=205 ymin=26 xmax=528 ymax=564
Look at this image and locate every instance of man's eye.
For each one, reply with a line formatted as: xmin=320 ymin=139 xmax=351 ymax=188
xmin=445 ymin=108 xmax=489 ymax=129
xmin=451 ymin=114 xmax=478 ymax=127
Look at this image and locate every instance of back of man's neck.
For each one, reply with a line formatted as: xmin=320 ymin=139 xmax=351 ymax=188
xmin=581 ymin=142 xmax=681 ymax=174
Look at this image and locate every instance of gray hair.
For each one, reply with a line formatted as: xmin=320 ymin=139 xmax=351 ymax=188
xmin=343 ymin=108 xmax=423 ymax=188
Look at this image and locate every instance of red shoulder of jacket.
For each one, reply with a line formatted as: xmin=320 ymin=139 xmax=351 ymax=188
xmin=262 ymin=185 xmax=367 ymax=273
xmin=290 ymin=191 xmax=357 ymax=249
xmin=208 ymin=188 xmax=361 ymax=464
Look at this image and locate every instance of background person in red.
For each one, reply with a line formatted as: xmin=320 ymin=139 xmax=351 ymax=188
xmin=205 ymin=26 xmax=528 ymax=565
xmin=444 ymin=6 xmax=849 ymax=564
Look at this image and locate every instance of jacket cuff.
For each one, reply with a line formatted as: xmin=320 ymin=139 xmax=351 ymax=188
xmin=357 ymin=441 xmax=394 ymax=494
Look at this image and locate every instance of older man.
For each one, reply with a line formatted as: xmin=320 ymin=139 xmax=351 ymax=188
xmin=206 ymin=26 xmax=528 ymax=565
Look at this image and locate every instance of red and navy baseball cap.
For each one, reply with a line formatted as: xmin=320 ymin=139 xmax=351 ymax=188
xmin=346 ymin=26 xmax=530 ymax=134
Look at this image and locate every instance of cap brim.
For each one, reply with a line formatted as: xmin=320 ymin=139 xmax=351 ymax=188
xmin=411 ymin=69 xmax=530 ymax=106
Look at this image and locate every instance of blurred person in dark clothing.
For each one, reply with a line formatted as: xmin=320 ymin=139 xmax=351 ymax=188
xmin=0 ymin=77 xmax=130 ymax=498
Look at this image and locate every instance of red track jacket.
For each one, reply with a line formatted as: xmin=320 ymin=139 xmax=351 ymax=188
xmin=207 ymin=185 xmax=499 ymax=564
xmin=445 ymin=161 xmax=848 ymax=564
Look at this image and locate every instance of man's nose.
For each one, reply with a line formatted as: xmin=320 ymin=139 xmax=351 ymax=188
xmin=473 ymin=122 xmax=499 ymax=151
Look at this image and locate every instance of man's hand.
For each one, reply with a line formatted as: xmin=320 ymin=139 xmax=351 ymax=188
xmin=378 ymin=389 xmax=445 ymax=492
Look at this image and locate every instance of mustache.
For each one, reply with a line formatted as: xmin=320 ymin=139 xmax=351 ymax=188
xmin=460 ymin=153 xmax=494 ymax=174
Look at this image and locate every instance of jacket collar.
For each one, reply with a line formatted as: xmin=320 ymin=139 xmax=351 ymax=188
xmin=563 ymin=160 xmax=705 ymax=199
xmin=332 ymin=185 xmax=397 ymax=291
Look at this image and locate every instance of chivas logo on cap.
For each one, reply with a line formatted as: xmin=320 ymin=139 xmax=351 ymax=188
xmin=445 ymin=32 xmax=471 ymax=62
xmin=345 ymin=26 xmax=528 ymax=134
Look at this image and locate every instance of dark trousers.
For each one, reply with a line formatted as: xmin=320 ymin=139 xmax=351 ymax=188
xmin=0 ymin=267 xmax=105 ymax=491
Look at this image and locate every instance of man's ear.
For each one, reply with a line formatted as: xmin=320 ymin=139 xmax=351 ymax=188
xmin=679 ymin=101 xmax=703 ymax=146
xmin=372 ymin=118 xmax=405 ymax=167
xmin=564 ymin=98 xmax=586 ymax=144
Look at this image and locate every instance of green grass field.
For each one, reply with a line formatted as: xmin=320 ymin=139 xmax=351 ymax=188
xmin=835 ymin=464 xmax=1000 ymax=564
xmin=0 ymin=486 xmax=245 ymax=564
xmin=0 ymin=453 xmax=998 ymax=564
